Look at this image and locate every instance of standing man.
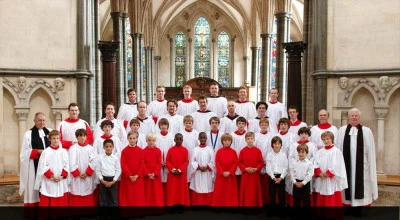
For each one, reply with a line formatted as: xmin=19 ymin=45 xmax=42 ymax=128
xmin=94 ymin=102 xmax=127 ymax=145
xmin=117 ymin=89 xmax=138 ymax=128
xmin=20 ymin=112 xmax=51 ymax=207
xmin=287 ymin=105 xmax=307 ymax=137
xmin=266 ymin=88 xmax=288 ymax=134
xmin=129 ymin=101 xmax=156 ymax=135
xmin=177 ymin=85 xmax=198 ymax=117
xmin=207 ymin=82 xmax=227 ymax=118
xmin=147 ymin=86 xmax=168 ymax=119
xmin=220 ymin=101 xmax=242 ymax=134
xmin=158 ymin=99 xmax=184 ymax=135
xmin=337 ymin=108 xmax=378 ymax=207
xmin=235 ymin=86 xmax=257 ymax=120
xmin=248 ymin=101 xmax=269 ymax=133
xmin=310 ymin=109 xmax=338 ymax=150
xmin=57 ymin=103 xmax=93 ymax=150
xmin=191 ymin=96 xmax=217 ymax=133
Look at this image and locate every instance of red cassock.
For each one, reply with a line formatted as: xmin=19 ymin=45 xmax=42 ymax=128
xmin=143 ymin=146 xmax=164 ymax=207
xmin=211 ymin=147 xmax=239 ymax=207
xmin=166 ymin=145 xmax=190 ymax=206
xmin=238 ymin=146 xmax=264 ymax=207
xmin=119 ymin=146 xmax=146 ymax=207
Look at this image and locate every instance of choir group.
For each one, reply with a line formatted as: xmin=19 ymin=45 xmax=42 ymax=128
xmin=20 ymin=85 xmax=378 ymax=218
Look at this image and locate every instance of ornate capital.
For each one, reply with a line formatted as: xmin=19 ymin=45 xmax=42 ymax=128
xmin=375 ymin=108 xmax=388 ymax=119
xmin=283 ymin=42 xmax=307 ymax=60
xmin=15 ymin=109 xmax=29 ymax=120
xmin=98 ymin=41 xmax=119 ymax=62
xmin=341 ymin=111 xmax=349 ymax=119
xmin=250 ymin=46 xmax=261 ymax=51
xmin=154 ymin=56 xmax=161 ymax=61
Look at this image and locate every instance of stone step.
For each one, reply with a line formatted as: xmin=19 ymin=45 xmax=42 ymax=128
xmin=0 ymin=174 xmax=19 ymax=185
xmin=378 ymin=175 xmax=400 ymax=186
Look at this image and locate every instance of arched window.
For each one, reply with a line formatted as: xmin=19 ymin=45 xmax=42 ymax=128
xmin=175 ymin=32 xmax=187 ymax=87
xmin=194 ymin=17 xmax=210 ymax=77
xmin=126 ymin=20 xmax=133 ymax=87
xmin=217 ymin=31 xmax=230 ymax=87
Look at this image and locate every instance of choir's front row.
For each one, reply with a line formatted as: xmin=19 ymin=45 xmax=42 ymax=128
xmin=34 ymin=118 xmax=348 ymax=217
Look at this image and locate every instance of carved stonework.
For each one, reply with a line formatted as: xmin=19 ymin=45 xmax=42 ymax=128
xmin=15 ymin=110 xmax=29 ymax=120
xmin=378 ymin=76 xmax=390 ymax=90
xmin=375 ymin=109 xmax=388 ymax=119
xmin=344 ymin=79 xmax=380 ymax=102
xmin=54 ymin=78 xmax=65 ymax=91
xmin=338 ymin=77 xmax=348 ymax=90
xmin=3 ymin=78 xmax=20 ymax=94
xmin=17 ymin=76 xmax=26 ymax=92
xmin=25 ymin=79 xmax=60 ymax=102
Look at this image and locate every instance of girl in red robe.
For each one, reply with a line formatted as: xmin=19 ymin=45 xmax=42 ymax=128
xmin=238 ymin=132 xmax=264 ymax=207
xmin=119 ymin=131 xmax=146 ymax=208
xmin=143 ymin=133 xmax=165 ymax=208
xmin=211 ymin=133 xmax=239 ymax=207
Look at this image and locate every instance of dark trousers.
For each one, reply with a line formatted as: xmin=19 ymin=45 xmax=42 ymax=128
xmin=99 ymin=176 xmax=118 ymax=207
xmin=293 ymin=179 xmax=311 ymax=207
xmin=268 ymin=174 xmax=286 ymax=207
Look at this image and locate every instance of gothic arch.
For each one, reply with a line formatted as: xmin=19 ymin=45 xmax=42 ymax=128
xmin=386 ymin=84 xmax=400 ymax=105
xmin=344 ymin=79 xmax=380 ymax=104
xmin=2 ymin=79 xmax=19 ymax=106
xmin=24 ymin=80 xmax=60 ymax=106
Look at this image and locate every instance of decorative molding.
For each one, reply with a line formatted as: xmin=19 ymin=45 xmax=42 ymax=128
xmin=338 ymin=77 xmax=349 ymax=90
xmin=0 ymin=68 xmax=92 ymax=77
xmin=374 ymin=108 xmax=388 ymax=119
xmin=15 ymin=110 xmax=29 ymax=120
xmin=344 ymin=78 xmax=380 ymax=102
xmin=54 ymin=78 xmax=65 ymax=91
xmin=313 ymin=69 xmax=400 ymax=78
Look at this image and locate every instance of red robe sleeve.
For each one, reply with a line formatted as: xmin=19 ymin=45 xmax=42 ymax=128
xmin=71 ymin=168 xmax=80 ymax=177
xmin=238 ymin=149 xmax=246 ymax=172
xmin=121 ymin=149 xmax=132 ymax=178
xmin=215 ymin=151 xmax=224 ymax=175
xmin=256 ymin=149 xmax=264 ymax=172
xmin=85 ymin=123 xmax=94 ymax=145
xmin=44 ymin=169 xmax=54 ymax=179
xmin=59 ymin=125 xmax=73 ymax=149
xmin=314 ymin=168 xmax=322 ymax=177
xmin=154 ymin=149 xmax=162 ymax=176
xmin=61 ymin=169 xmax=68 ymax=178
xmin=29 ymin=149 xmax=39 ymax=159
xmin=166 ymin=148 xmax=175 ymax=171
xmin=85 ymin=165 xmax=94 ymax=176
xmin=177 ymin=148 xmax=189 ymax=173
xmin=326 ymin=170 xmax=335 ymax=178
xmin=228 ymin=152 xmax=238 ymax=175
xmin=136 ymin=153 xmax=145 ymax=177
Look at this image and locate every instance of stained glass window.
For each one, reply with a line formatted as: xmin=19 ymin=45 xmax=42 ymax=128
xmin=126 ymin=20 xmax=133 ymax=88
xmin=175 ymin=32 xmax=186 ymax=87
xmin=271 ymin=17 xmax=278 ymax=88
xmin=217 ymin=31 xmax=230 ymax=87
xmin=194 ymin=17 xmax=210 ymax=77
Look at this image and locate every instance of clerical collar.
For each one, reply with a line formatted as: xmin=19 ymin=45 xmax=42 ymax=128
xmin=325 ymin=145 xmax=334 ymax=150
xmin=197 ymin=110 xmax=211 ymax=113
xmin=290 ymin=119 xmax=301 ymax=126
xmin=260 ymin=131 xmax=268 ymax=135
xmin=157 ymin=99 xmax=165 ymax=102
xmin=199 ymin=144 xmax=206 ymax=148
xmin=226 ymin=114 xmax=239 ymax=120
xmin=269 ymin=100 xmax=278 ymax=104
xmin=318 ymin=123 xmax=332 ymax=129
xmin=136 ymin=116 xmax=148 ymax=122
xmin=211 ymin=130 xmax=219 ymax=134
xmin=280 ymin=131 xmax=288 ymax=135
xmin=236 ymin=100 xmax=248 ymax=104
xmin=351 ymin=124 xmax=362 ymax=129
xmin=65 ymin=117 xmax=80 ymax=123
xmin=234 ymin=130 xmax=246 ymax=135
xmin=182 ymin=98 xmax=194 ymax=103
xmin=101 ymin=134 xmax=113 ymax=139
xmin=128 ymin=145 xmax=136 ymax=148
xmin=49 ymin=145 xmax=59 ymax=150
xmin=297 ymin=140 xmax=309 ymax=144
xmin=126 ymin=102 xmax=137 ymax=105
xmin=78 ymin=142 xmax=86 ymax=147
xmin=160 ymin=131 xmax=168 ymax=136
xmin=208 ymin=95 xmax=221 ymax=98
xmin=185 ymin=128 xmax=192 ymax=132
xmin=255 ymin=116 xmax=268 ymax=120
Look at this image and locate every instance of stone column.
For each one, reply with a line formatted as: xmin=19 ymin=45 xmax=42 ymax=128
xmin=211 ymin=39 xmax=216 ymax=79
xmin=131 ymin=33 xmax=143 ymax=99
xmin=275 ymin=12 xmax=292 ymax=105
xmin=230 ymin=38 xmax=235 ymax=86
xmin=121 ymin=13 xmax=128 ymax=92
xmin=250 ymin=47 xmax=261 ymax=86
xmin=52 ymin=110 xmax=63 ymax=127
xmin=145 ymin=46 xmax=153 ymax=102
xmin=98 ymin=41 xmax=119 ymax=107
xmin=283 ymin=42 xmax=307 ymax=119
xmin=111 ymin=12 xmax=124 ymax=110
xmin=242 ymin=56 xmax=249 ymax=86
xmin=188 ymin=38 xmax=194 ymax=79
xmin=154 ymin=56 xmax=161 ymax=86
xmin=169 ymin=38 xmax=175 ymax=86
xmin=375 ymin=107 xmax=388 ymax=177
xmin=16 ymin=109 xmax=29 ymax=171
xmin=260 ymin=33 xmax=272 ymax=102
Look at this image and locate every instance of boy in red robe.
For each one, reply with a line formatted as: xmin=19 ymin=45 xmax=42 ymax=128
xmin=211 ymin=133 xmax=238 ymax=208
xmin=143 ymin=133 xmax=165 ymax=212
xmin=238 ymin=132 xmax=264 ymax=208
xmin=166 ymin=133 xmax=190 ymax=212
xmin=119 ymin=131 xmax=146 ymax=215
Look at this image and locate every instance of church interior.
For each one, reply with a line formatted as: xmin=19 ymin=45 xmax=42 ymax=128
xmin=0 ymin=0 xmax=399 ymax=205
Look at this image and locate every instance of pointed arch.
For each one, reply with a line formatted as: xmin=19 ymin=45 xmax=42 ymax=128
xmin=24 ymin=80 xmax=60 ymax=106
xmin=193 ymin=16 xmax=211 ymax=77
xmin=345 ymin=80 xmax=380 ymax=104
xmin=175 ymin=31 xmax=187 ymax=87
xmin=2 ymin=78 xmax=21 ymax=106
xmin=217 ymin=31 xmax=230 ymax=87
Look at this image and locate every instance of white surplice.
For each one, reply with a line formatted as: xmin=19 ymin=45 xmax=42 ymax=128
xmin=207 ymin=96 xmax=227 ymax=118
xmin=189 ymin=145 xmax=215 ymax=193
xmin=156 ymin=132 xmax=175 ymax=183
xmin=266 ymin=101 xmax=288 ymax=134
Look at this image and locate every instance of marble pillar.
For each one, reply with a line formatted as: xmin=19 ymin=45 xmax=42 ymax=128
xmin=98 ymin=41 xmax=119 ymax=109
xmin=260 ymin=33 xmax=273 ymax=102
xmin=16 ymin=109 xmax=29 ymax=171
xmin=375 ymin=107 xmax=388 ymax=177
